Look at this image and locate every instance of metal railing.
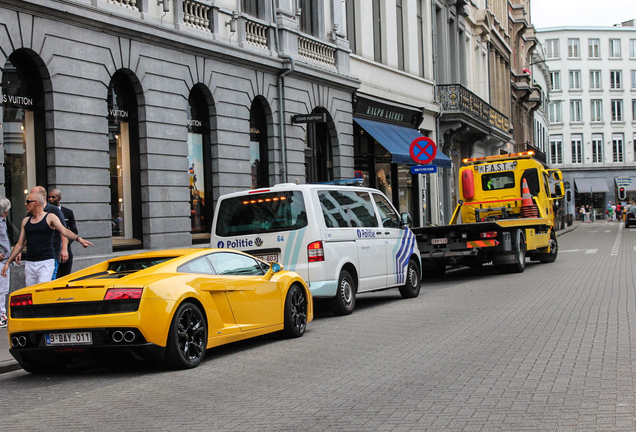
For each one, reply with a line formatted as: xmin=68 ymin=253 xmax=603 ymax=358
xmin=437 ymin=84 xmax=509 ymax=135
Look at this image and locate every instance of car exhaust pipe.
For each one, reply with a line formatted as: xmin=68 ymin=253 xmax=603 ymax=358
xmin=123 ymin=331 xmax=135 ymax=343
xmin=12 ymin=335 xmax=27 ymax=347
xmin=112 ymin=331 xmax=124 ymax=343
xmin=11 ymin=336 xmax=19 ymax=348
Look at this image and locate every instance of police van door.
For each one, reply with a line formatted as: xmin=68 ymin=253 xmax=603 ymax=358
xmin=372 ymin=192 xmax=408 ymax=287
xmin=318 ymin=189 xmax=387 ymax=291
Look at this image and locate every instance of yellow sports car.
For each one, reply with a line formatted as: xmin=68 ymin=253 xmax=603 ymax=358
xmin=7 ymin=248 xmax=312 ymax=373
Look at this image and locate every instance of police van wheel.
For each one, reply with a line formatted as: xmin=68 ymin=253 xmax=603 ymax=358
xmin=399 ymin=258 xmax=421 ymax=299
xmin=331 ymin=270 xmax=356 ymax=315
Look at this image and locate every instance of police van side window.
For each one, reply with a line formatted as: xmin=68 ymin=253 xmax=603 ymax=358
xmin=372 ymin=193 xmax=401 ymax=228
xmin=318 ymin=190 xmax=378 ymax=228
xmin=215 ymin=191 xmax=307 ymax=236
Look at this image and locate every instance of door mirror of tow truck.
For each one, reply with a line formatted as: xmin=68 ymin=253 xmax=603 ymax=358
xmin=401 ymin=212 xmax=413 ymax=227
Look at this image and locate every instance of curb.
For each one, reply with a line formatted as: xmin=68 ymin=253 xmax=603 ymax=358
xmin=0 ymin=359 xmax=20 ymax=374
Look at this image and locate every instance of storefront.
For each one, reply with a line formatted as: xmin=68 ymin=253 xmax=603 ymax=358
xmin=352 ymin=97 xmax=451 ymax=227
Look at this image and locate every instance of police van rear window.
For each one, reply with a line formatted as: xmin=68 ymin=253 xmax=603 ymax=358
xmin=215 ymin=191 xmax=307 ymax=236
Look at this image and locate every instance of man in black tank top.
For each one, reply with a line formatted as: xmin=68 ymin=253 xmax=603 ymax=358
xmin=1 ymin=193 xmax=92 ymax=287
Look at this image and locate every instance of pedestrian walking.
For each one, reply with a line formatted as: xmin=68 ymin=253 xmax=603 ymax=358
xmin=48 ymin=188 xmax=78 ymax=278
xmin=0 ymin=197 xmax=11 ymax=327
xmin=0 ymin=192 xmax=92 ymax=286
xmin=29 ymin=186 xmax=68 ymax=279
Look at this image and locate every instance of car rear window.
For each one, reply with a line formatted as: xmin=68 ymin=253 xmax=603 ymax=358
xmin=215 ymin=191 xmax=307 ymax=236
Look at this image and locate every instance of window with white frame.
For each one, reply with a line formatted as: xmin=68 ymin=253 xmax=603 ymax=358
xmin=592 ymin=134 xmax=604 ymax=163
xmin=549 ymin=101 xmax=562 ymax=123
xmin=612 ymin=133 xmax=624 ymax=162
xmin=589 ymin=39 xmax=600 ymax=58
xmin=632 ymin=70 xmax=636 ymax=89
xmin=545 ymin=39 xmax=560 ymax=59
xmin=550 ymin=71 xmax=561 ymax=91
xmin=591 ymin=100 xmax=603 ymax=122
xmin=550 ymin=135 xmax=563 ymax=164
xmin=631 ymin=39 xmax=636 ymax=58
xmin=372 ymin=0 xmax=382 ymax=63
xmin=590 ymin=70 xmax=602 ymax=90
xmin=633 ymin=99 xmax=636 ymax=121
xmin=609 ymin=39 xmax=621 ymax=58
xmin=610 ymin=70 xmax=622 ymax=89
xmin=571 ymin=134 xmax=583 ymax=163
xmin=396 ymin=0 xmax=405 ymax=71
xmin=611 ymin=99 xmax=623 ymax=122
xmin=570 ymin=100 xmax=582 ymax=122
xmin=569 ymin=70 xmax=581 ymax=90
xmin=568 ymin=38 xmax=580 ymax=58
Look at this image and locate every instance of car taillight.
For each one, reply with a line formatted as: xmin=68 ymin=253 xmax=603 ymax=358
xmin=480 ymin=231 xmax=498 ymax=239
xmin=104 ymin=288 xmax=143 ymax=300
xmin=307 ymin=241 xmax=324 ymax=262
xmin=10 ymin=294 xmax=33 ymax=307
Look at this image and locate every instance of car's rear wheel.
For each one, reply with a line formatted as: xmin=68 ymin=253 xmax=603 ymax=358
xmin=283 ymin=284 xmax=308 ymax=338
xmin=331 ymin=269 xmax=356 ymax=316
xmin=398 ymin=258 xmax=421 ymax=299
xmin=164 ymin=301 xmax=207 ymax=369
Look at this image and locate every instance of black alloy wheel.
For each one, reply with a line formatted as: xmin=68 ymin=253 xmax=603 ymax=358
xmin=283 ymin=284 xmax=308 ymax=338
xmin=164 ymin=302 xmax=207 ymax=369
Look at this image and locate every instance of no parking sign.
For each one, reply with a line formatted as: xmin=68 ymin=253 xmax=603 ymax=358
xmin=409 ymin=137 xmax=437 ymax=165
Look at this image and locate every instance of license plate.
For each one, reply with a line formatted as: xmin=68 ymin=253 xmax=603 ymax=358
xmin=431 ymin=238 xmax=448 ymax=245
xmin=255 ymin=253 xmax=279 ymax=263
xmin=45 ymin=331 xmax=92 ymax=346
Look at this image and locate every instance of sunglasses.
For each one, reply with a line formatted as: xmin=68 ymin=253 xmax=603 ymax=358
xmin=25 ymin=200 xmax=37 ymax=204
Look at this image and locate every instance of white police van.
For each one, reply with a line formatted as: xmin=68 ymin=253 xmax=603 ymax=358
xmin=210 ymin=182 xmax=421 ymax=315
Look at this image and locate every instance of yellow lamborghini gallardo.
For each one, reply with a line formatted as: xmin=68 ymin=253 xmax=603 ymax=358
xmin=7 ymin=248 xmax=312 ymax=373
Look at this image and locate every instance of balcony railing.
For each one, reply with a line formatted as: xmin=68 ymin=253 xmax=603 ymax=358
xmin=298 ymin=36 xmax=336 ymax=68
xmin=183 ymin=0 xmax=211 ymax=32
xmin=437 ymin=84 xmax=509 ymax=135
xmin=106 ymin=0 xmax=137 ymax=10
xmin=245 ymin=19 xmax=268 ymax=49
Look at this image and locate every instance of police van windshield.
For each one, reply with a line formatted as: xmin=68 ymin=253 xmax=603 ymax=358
xmin=215 ymin=191 xmax=307 ymax=236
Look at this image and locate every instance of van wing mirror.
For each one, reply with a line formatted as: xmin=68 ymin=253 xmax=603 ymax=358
xmin=400 ymin=212 xmax=413 ymax=227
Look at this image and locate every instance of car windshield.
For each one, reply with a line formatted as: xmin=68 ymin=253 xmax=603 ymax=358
xmin=215 ymin=191 xmax=307 ymax=236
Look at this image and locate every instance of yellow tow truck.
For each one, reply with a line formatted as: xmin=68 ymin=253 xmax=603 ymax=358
xmin=412 ymin=151 xmax=564 ymax=275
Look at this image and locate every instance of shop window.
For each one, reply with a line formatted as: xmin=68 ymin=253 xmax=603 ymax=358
xmin=1 ymin=51 xmax=47 ymax=243
xmin=108 ymin=71 xmax=142 ymax=248
xmin=305 ymin=109 xmax=334 ymax=183
xmin=250 ymin=97 xmax=270 ymax=189
xmin=188 ymin=85 xmax=213 ymax=239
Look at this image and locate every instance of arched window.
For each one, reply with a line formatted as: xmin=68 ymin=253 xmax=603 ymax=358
xmin=108 ymin=71 xmax=142 ymax=248
xmin=249 ymin=98 xmax=269 ymax=189
xmin=188 ymin=85 xmax=213 ymax=239
xmin=1 ymin=50 xmax=47 ymax=243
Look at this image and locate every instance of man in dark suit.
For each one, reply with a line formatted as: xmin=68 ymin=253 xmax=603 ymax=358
xmin=48 ymin=188 xmax=78 ymax=278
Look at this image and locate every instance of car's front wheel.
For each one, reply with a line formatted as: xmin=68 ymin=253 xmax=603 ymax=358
xmin=164 ymin=301 xmax=207 ymax=369
xmin=398 ymin=258 xmax=421 ymax=299
xmin=283 ymin=284 xmax=308 ymax=338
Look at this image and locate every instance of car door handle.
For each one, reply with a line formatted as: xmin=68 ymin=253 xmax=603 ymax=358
xmin=384 ymin=231 xmax=390 ymax=235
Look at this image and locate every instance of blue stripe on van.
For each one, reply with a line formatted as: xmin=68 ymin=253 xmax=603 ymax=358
xmin=280 ymin=228 xmax=306 ymax=273
xmin=393 ymin=229 xmax=416 ymax=285
xmin=289 ymin=228 xmax=306 ymax=272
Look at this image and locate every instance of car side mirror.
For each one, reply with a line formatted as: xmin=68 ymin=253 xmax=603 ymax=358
xmin=270 ymin=262 xmax=282 ymax=273
xmin=400 ymin=212 xmax=413 ymax=227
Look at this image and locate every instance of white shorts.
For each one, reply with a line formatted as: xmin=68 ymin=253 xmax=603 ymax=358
xmin=0 ymin=266 xmax=8 ymax=316
xmin=25 ymin=259 xmax=56 ymax=287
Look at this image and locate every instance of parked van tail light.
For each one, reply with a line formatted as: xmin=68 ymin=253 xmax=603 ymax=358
xmin=480 ymin=231 xmax=498 ymax=239
xmin=307 ymin=241 xmax=325 ymax=262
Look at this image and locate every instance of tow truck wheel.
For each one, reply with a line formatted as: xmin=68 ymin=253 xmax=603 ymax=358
xmin=497 ymin=229 xmax=526 ymax=274
xmin=539 ymin=230 xmax=558 ymax=263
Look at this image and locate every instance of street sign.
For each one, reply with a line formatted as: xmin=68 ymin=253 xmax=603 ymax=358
xmin=354 ymin=170 xmax=364 ymax=179
xmin=411 ymin=165 xmax=438 ymax=174
xmin=409 ymin=137 xmax=437 ymax=165
xmin=291 ymin=113 xmax=326 ymax=124
xmin=616 ymin=177 xmax=632 ymax=186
